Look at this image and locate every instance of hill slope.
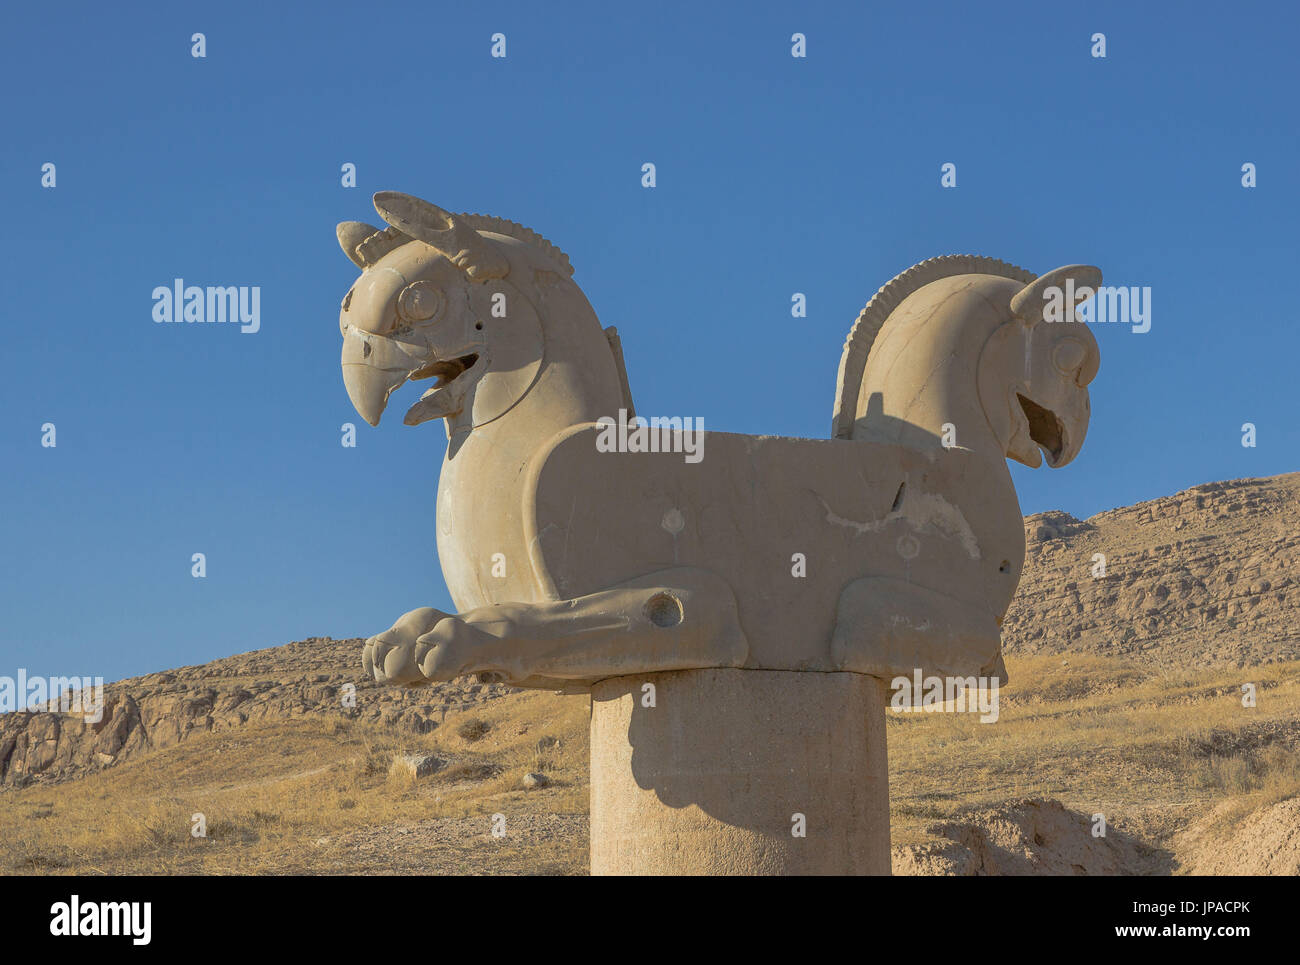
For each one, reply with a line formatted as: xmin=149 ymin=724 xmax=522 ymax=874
xmin=1005 ymin=473 xmax=1300 ymax=668
xmin=0 ymin=638 xmax=514 ymax=789
xmin=2 ymin=472 xmax=1298 ymax=875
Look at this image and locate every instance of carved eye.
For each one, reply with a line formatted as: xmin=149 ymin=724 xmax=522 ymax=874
xmin=397 ymin=281 xmax=442 ymax=322
xmin=1053 ymin=338 xmax=1087 ymax=375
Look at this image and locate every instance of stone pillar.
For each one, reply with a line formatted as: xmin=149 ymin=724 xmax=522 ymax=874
xmin=589 ymin=668 xmax=890 ymax=875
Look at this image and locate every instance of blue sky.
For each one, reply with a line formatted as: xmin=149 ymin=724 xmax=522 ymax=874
xmin=2 ymin=0 xmax=1296 ymax=682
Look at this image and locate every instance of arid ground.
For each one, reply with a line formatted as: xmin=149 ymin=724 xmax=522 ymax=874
xmin=3 ymin=474 xmax=1297 ymax=875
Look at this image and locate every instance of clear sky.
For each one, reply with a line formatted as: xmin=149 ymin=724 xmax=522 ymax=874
xmin=2 ymin=0 xmax=1296 ymax=683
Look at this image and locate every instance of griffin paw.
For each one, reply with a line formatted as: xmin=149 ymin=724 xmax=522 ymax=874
xmin=362 ymin=607 xmax=451 ymax=687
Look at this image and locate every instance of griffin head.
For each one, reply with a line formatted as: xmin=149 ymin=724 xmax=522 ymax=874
xmin=1001 ymin=265 xmax=1102 ymax=468
xmin=336 ymin=192 xmax=509 ymax=428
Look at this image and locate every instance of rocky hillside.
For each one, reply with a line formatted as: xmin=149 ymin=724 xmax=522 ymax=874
xmin=3 ymin=472 xmax=1297 ymax=791
xmin=1004 ymin=473 xmax=1300 ymax=668
xmin=0 ymin=638 xmax=515 ymax=789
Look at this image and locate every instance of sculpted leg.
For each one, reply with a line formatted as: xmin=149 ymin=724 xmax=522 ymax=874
xmin=364 ymin=567 xmax=749 ymax=689
xmin=831 ymin=576 xmax=1005 ymax=683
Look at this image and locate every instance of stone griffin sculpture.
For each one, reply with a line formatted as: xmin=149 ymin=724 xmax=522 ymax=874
xmin=337 ymin=192 xmax=1100 ymax=693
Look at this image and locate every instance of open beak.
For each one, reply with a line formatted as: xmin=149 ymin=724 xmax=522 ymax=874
xmin=401 ymin=353 xmax=481 ymax=426
xmin=342 ymin=326 xmax=483 ymax=427
xmin=1016 ymin=393 xmax=1084 ymax=468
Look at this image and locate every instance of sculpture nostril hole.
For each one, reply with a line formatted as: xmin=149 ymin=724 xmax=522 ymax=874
xmin=362 ymin=342 xmax=372 ymax=359
xmin=645 ymin=592 xmax=683 ymax=628
xmin=999 ymin=560 xmax=1011 ymax=574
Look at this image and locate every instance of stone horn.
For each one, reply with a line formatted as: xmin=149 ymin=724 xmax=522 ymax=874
xmin=336 ymin=221 xmax=382 ymax=268
xmin=372 ymin=191 xmax=509 ymax=280
xmin=1010 ymin=265 xmax=1103 ymax=325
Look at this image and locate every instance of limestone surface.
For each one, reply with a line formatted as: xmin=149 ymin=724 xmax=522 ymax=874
xmin=1005 ymin=474 xmax=1300 ymax=667
xmin=336 ymin=193 xmax=1102 ymax=692
xmin=590 ymin=669 xmax=890 ymax=874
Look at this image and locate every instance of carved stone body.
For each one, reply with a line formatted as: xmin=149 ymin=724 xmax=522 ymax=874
xmin=336 ymin=198 xmax=1098 ymax=693
xmin=336 ymin=193 xmax=1101 ymax=873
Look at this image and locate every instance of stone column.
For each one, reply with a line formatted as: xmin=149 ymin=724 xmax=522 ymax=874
xmin=589 ymin=668 xmax=891 ymax=875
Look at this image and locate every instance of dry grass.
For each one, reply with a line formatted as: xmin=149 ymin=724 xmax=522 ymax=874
xmin=886 ymin=654 xmax=1300 ymax=867
xmin=0 ymin=690 xmax=589 ymax=875
xmin=3 ymin=654 xmax=1296 ymax=875
xmin=455 ymin=717 xmax=491 ymax=743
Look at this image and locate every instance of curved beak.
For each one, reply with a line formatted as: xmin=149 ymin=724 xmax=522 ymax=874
xmin=1050 ymin=413 xmax=1088 ymax=468
xmin=341 ymin=328 xmax=422 ymax=426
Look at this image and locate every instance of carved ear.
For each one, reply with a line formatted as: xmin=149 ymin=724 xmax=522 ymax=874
xmin=1010 ymin=265 xmax=1103 ymax=324
xmin=372 ymin=191 xmax=509 ymax=280
xmin=337 ymin=221 xmax=382 ymax=268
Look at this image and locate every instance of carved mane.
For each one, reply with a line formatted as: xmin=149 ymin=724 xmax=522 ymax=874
xmin=831 ymin=255 xmax=1036 ymax=440
xmin=353 ymin=213 xmax=575 ymax=278
xmin=458 ymin=213 xmax=574 ymax=278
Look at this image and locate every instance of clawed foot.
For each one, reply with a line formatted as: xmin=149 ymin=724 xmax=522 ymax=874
xmin=362 ymin=606 xmax=497 ymax=686
xmin=363 ymin=607 xmax=446 ymax=686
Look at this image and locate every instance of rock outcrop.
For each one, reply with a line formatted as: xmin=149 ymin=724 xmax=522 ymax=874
xmin=1003 ymin=473 xmax=1300 ymax=668
xmin=0 ymin=637 xmax=514 ymax=789
xmin=1173 ymin=796 xmax=1300 ymax=875
xmin=891 ymin=798 xmax=1171 ymax=875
